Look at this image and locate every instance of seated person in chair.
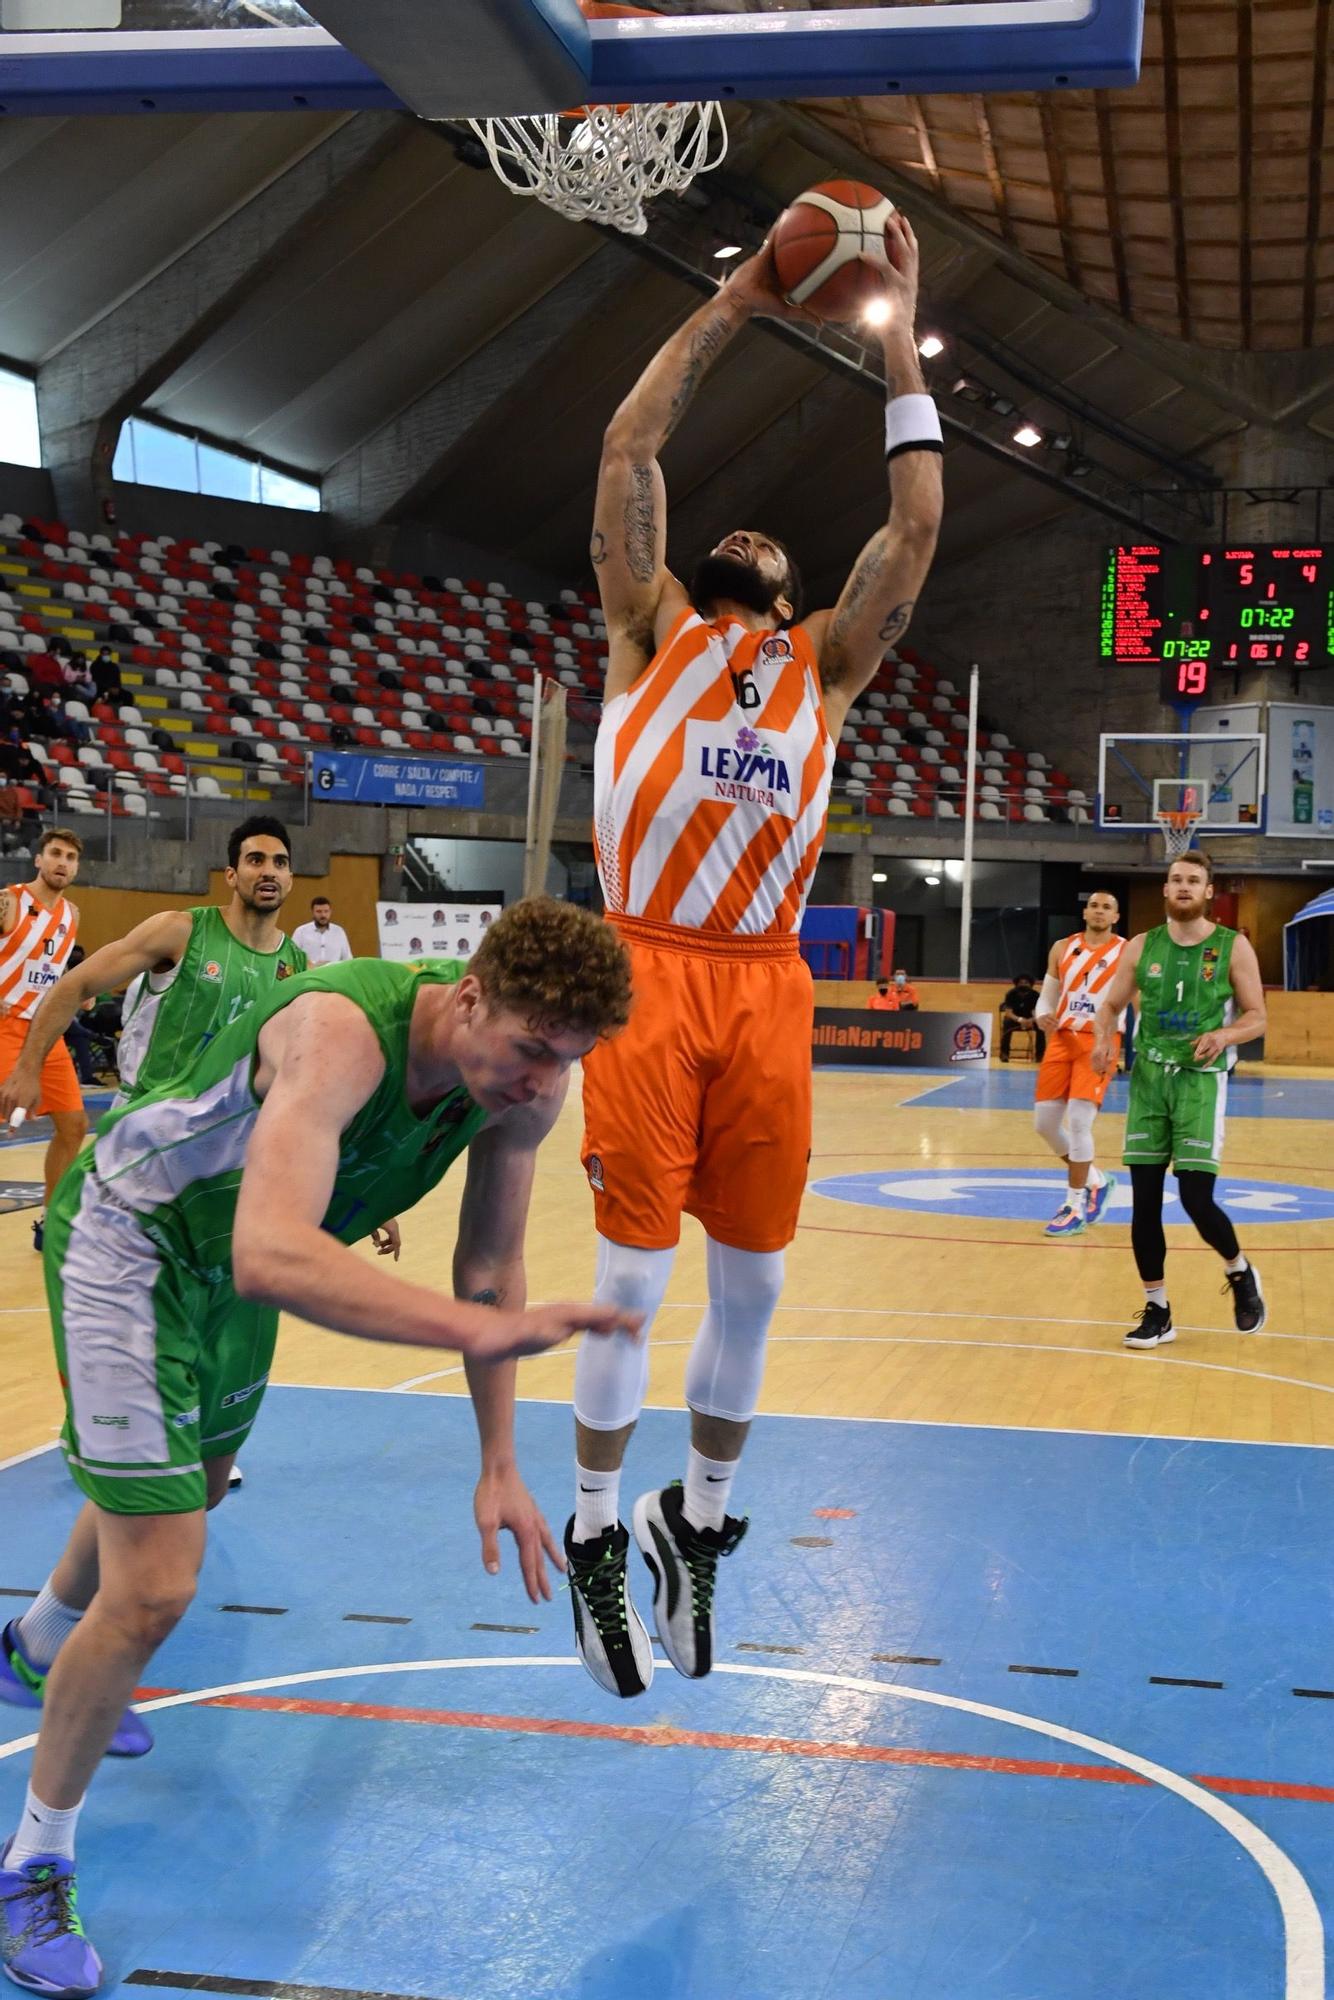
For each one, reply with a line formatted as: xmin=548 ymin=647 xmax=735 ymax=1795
xmin=999 ymin=973 xmax=1045 ymax=1062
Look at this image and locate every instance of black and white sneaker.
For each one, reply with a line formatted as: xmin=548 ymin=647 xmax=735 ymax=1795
xmin=632 ymin=1481 xmax=747 ymax=1682
xmin=1223 ymin=1262 xmax=1266 ymax=1334
xmin=563 ymin=1518 xmax=653 ymax=1699
xmin=1125 ymin=1301 xmax=1175 ymax=1349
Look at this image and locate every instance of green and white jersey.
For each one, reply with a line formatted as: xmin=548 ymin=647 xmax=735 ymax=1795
xmin=117 ymin=905 xmax=307 ymax=1100
xmin=1134 ymin=922 xmax=1237 ymax=1072
xmin=92 ymin=956 xmax=484 ymax=1289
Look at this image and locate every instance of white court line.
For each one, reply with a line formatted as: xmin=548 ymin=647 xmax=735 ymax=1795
xmin=385 ymin=1333 xmax=1334 ymax=1403
xmin=0 ymin=1656 xmax=1320 ymax=2000
xmin=0 ymin=1441 xmax=57 ymax=1474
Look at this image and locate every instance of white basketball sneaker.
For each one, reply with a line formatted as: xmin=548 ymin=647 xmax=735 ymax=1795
xmin=633 ymin=1481 xmax=748 ymax=1681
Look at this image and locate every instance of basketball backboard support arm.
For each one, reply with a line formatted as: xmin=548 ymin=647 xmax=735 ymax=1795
xmin=0 ymin=0 xmax=1144 ymax=116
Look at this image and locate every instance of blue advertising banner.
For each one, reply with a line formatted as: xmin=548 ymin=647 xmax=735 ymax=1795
xmin=311 ymin=752 xmax=484 ymax=808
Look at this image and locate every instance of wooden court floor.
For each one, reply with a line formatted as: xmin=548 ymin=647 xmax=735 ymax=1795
xmin=5 ymin=1058 xmax=1334 ymax=1463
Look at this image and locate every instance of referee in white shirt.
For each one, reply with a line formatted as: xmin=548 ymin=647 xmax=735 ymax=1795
xmin=290 ymin=895 xmax=353 ymax=966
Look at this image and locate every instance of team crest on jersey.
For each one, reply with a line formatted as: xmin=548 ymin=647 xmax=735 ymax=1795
xmin=1148 ymin=962 xmax=1162 ymax=977
xmin=1202 ymin=947 xmax=1219 ymax=982
xmin=202 ymin=960 xmax=222 ymax=983
xmin=759 ymin=634 xmax=792 ymax=666
xmin=276 ymin=960 xmax=294 ymax=978
xmin=586 ymin=1153 xmax=605 ymax=1192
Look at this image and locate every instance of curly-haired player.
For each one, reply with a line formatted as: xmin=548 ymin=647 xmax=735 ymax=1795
xmin=0 ymin=899 xmax=638 ymax=1998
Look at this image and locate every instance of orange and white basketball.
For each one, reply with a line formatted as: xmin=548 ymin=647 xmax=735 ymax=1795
xmin=771 ymin=180 xmax=898 ymax=319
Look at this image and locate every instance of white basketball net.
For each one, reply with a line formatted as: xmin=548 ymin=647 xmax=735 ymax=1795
xmin=467 ymin=100 xmax=727 ymax=236
xmin=1156 ymin=809 xmax=1203 ymax=861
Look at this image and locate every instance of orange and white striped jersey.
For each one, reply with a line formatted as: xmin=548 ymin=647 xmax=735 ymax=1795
xmin=0 ymin=885 xmax=78 ymax=1022
xmin=1055 ymin=931 xmax=1127 ymax=1033
xmin=594 ymin=609 xmax=834 ymax=936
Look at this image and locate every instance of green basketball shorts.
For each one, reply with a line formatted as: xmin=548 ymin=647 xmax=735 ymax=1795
xmin=43 ymin=1155 xmax=278 ymax=1515
xmin=1123 ymin=1058 xmax=1229 ymax=1177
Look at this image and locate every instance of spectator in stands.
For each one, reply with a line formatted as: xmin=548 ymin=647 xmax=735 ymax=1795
xmin=88 ymin=645 xmax=122 ymax=706
xmin=999 ymin=973 xmax=1044 ymax=1062
xmin=867 ymin=977 xmax=897 ymax=1012
xmin=26 ymin=651 xmax=63 ymax=695
xmin=891 ymin=969 xmax=920 ymax=1010
xmin=0 ymin=737 xmax=45 ymax=789
xmin=291 ymin=895 xmax=353 ymax=967
xmin=60 ymin=946 xmax=103 ymax=1087
xmin=60 ymin=653 xmax=96 ymax=703
xmin=0 ymin=781 xmax=23 ymax=848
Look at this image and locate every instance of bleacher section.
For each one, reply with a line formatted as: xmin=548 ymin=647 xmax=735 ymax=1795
xmin=0 ymin=513 xmax=1085 ymax=831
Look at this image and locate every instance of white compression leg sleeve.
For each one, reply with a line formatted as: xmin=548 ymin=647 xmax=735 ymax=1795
xmin=572 ymin=1235 xmax=675 ymax=1431
xmin=1033 ymin=1098 xmax=1070 ymax=1158
xmin=683 ymin=1237 xmax=786 ymax=1425
xmin=1063 ymin=1095 xmax=1098 ymax=1164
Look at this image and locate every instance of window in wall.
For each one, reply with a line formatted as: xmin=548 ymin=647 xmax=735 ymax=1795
xmin=0 ymin=365 xmax=41 ymax=469
xmin=112 ymin=415 xmax=320 ymax=512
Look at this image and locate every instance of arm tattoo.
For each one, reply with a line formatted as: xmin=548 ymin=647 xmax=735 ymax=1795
xmin=623 ymin=464 xmax=658 ymax=585
xmin=665 ymin=311 xmax=734 ymax=440
xmin=471 ymin=1288 xmax=500 ymax=1307
xmin=589 ymin=529 xmax=609 ymax=567
xmin=878 ymin=600 xmax=916 ymax=646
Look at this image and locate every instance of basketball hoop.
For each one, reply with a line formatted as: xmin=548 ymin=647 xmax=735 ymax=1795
xmin=466 ymin=4 xmax=727 ymax=236
xmin=1155 ymin=807 xmax=1203 ymax=861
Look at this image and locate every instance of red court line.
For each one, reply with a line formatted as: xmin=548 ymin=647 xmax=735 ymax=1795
xmin=799 ymin=1221 xmax=1334 ymax=1255
xmin=193 ymin=1690 xmax=1334 ymax=1804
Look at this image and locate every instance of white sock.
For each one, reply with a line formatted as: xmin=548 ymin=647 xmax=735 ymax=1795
xmin=1067 ymin=1184 xmax=1088 ymax=1213
xmin=1225 ymin=1253 xmax=1248 ymax=1275
xmin=682 ymin=1446 xmax=737 ymax=1532
xmin=1087 ymin=1166 xmax=1105 ymax=1190
xmin=6 ymin=1785 xmax=83 ymax=1870
xmin=573 ymin=1463 xmax=621 ymax=1543
xmin=1144 ymin=1284 xmax=1168 ymax=1310
xmin=16 ymin=1584 xmax=83 ymax=1669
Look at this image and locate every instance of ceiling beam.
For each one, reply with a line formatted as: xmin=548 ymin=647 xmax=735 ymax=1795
xmin=1302 ymin=0 xmax=1331 ymax=348
xmin=1036 ymin=100 xmax=1080 ymax=291
xmin=971 ymin=95 xmax=1017 ymax=250
xmin=1092 ymin=92 xmax=1132 ymax=323
xmin=1237 ymin=0 xmax=1254 ymax=348
xmin=1157 ymin=0 xmax=1191 ymax=343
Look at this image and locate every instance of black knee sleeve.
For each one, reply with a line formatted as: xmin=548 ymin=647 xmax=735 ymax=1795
xmin=1176 ymin=1170 xmax=1240 ymax=1261
xmin=1129 ymin=1163 xmax=1169 ymax=1284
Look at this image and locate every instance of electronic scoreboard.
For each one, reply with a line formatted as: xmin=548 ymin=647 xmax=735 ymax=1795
xmin=1102 ymin=543 xmax=1334 ymax=701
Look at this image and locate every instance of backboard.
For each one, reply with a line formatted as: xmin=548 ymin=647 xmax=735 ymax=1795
xmin=0 ymin=0 xmax=1145 ymax=116
xmin=1097 ymin=731 xmax=1267 ymax=834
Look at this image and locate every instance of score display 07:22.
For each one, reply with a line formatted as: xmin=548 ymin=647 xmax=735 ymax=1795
xmin=1103 ymin=543 xmax=1334 ymax=697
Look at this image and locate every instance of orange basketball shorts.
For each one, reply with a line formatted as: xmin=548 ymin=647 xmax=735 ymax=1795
xmin=581 ymin=915 xmax=814 ymax=1254
xmin=1035 ymin=1025 xmax=1119 ymax=1108
xmin=0 ymin=1011 xmax=83 ymax=1116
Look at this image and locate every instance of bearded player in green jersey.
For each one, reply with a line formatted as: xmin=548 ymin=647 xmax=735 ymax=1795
xmin=1092 ymin=851 xmax=1267 ymax=1351
xmin=0 ymin=899 xmax=639 ymax=1999
xmin=0 ymin=817 xmax=306 ymax=1132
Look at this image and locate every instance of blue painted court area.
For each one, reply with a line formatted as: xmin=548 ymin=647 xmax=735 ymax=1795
xmin=810 ymin=1166 xmax=1334 ymax=1223
xmin=3 ymin=1391 xmax=1333 ymax=2000
xmin=904 ymin=1068 xmax=1334 ymax=1122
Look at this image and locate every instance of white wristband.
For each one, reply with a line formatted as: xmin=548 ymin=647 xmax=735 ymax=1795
xmin=885 ymin=393 xmax=944 ymax=461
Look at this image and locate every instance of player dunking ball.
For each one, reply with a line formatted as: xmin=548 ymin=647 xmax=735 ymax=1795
xmin=0 ymin=829 xmax=86 ymax=1251
xmin=0 ymin=901 xmax=639 ymax=1998
xmin=1032 ymin=890 xmax=1125 ymax=1237
xmin=567 ymin=210 xmax=943 ymax=1697
xmin=1092 ymin=852 xmax=1267 ymax=1349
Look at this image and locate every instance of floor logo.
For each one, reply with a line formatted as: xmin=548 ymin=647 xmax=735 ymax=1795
xmin=809 ymin=1167 xmax=1334 ymax=1224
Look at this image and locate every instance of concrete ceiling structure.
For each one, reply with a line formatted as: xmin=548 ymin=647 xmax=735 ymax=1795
xmin=1 ymin=1 xmax=1330 ymax=602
